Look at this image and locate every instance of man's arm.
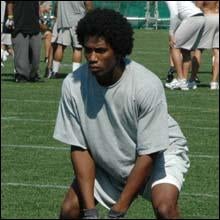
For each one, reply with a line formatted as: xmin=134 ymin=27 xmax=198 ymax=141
xmin=5 ymin=1 xmax=14 ymax=29
xmin=71 ymin=146 xmax=96 ymax=209
xmin=111 ymin=153 xmax=157 ymax=214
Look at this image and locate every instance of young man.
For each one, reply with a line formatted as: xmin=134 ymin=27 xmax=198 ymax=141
xmin=164 ymin=1 xmax=205 ymax=90
xmin=53 ymin=9 xmax=190 ymax=219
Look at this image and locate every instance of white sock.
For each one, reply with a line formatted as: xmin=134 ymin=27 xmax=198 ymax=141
xmin=72 ymin=62 xmax=81 ymax=72
xmin=52 ymin=60 xmax=60 ymax=73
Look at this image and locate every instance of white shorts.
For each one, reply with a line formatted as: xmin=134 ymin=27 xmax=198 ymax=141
xmin=197 ymin=14 xmax=219 ymax=49
xmin=93 ymin=146 xmax=190 ymax=209
xmin=51 ymin=21 xmax=58 ymax=44
xmin=1 ymin=33 xmax=12 ymax=46
xmin=175 ymin=15 xmax=205 ymax=50
xmin=56 ymin=26 xmax=82 ymax=48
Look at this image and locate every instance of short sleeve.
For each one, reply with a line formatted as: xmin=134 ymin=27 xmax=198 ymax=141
xmin=136 ymin=85 xmax=169 ymax=155
xmin=53 ymin=78 xmax=87 ymax=149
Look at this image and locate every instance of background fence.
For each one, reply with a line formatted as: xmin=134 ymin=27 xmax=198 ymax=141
xmin=93 ymin=1 xmax=170 ymax=29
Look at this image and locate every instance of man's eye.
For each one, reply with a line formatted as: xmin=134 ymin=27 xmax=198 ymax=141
xmin=85 ymin=47 xmax=93 ymax=54
xmin=84 ymin=47 xmax=108 ymax=54
xmin=94 ymin=48 xmax=107 ymax=53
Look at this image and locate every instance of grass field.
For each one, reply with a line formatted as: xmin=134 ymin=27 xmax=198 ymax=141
xmin=1 ymin=29 xmax=219 ymax=219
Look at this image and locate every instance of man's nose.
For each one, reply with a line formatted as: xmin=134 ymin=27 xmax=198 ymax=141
xmin=88 ymin=51 xmax=98 ymax=62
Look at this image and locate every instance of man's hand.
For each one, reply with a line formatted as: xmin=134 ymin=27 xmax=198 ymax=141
xmin=107 ymin=208 xmax=126 ymax=219
xmin=110 ymin=153 xmax=157 ymax=214
xmin=82 ymin=208 xmax=99 ymax=219
xmin=169 ymin=34 xmax=176 ymax=48
xmin=5 ymin=16 xmax=14 ymax=29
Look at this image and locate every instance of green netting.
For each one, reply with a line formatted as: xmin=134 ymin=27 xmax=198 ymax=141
xmin=93 ymin=1 xmax=170 ymax=29
xmin=158 ymin=2 xmax=170 ymax=18
xmin=93 ymin=1 xmax=146 ymax=28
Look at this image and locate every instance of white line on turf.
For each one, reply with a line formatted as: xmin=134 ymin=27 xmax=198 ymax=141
xmin=1 ymin=182 xmax=218 ymax=198
xmin=2 ymin=99 xmax=218 ymax=111
xmin=2 ymin=144 xmax=219 ymax=159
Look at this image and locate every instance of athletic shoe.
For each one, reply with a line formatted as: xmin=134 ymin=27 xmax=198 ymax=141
xmin=187 ymin=80 xmax=197 ymax=90
xmin=165 ymin=78 xmax=189 ymax=90
xmin=47 ymin=71 xmax=57 ymax=79
xmin=210 ymin=82 xmax=219 ymax=90
xmin=15 ymin=74 xmax=28 ymax=83
xmin=29 ymin=75 xmax=43 ymax=82
xmin=166 ymin=66 xmax=176 ymax=83
xmin=44 ymin=67 xmax=52 ymax=77
xmin=165 ymin=78 xmax=179 ymax=89
xmin=2 ymin=50 xmax=9 ymax=62
xmin=195 ymin=76 xmax=200 ymax=84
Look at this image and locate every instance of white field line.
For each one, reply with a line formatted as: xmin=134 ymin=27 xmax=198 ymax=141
xmin=1 ymin=144 xmax=219 ymax=159
xmin=2 ymin=98 xmax=218 ymax=111
xmin=1 ymin=98 xmax=59 ymax=104
xmin=1 ymin=182 xmax=218 ymax=199
xmin=1 ymin=115 xmax=218 ymax=123
xmin=1 ymin=117 xmax=218 ymax=130
xmin=1 ymin=117 xmax=55 ymax=122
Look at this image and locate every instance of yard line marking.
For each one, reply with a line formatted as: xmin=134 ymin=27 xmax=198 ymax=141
xmin=1 ymin=182 xmax=68 ymax=189
xmin=181 ymin=192 xmax=218 ymax=198
xmin=1 ymin=144 xmax=219 ymax=159
xmin=1 ymin=116 xmax=218 ymax=130
xmin=1 ymin=98 xmax=59 ymax=104
xmin=1 ymin=182 xmax=218 ymax=198
xmin=1 ymin=117 xmax=55 ymax=122
xmin=2 ymin=99 xmax=218 ymax=111
xmin=169 ymin=105 xmax=218 ymax=112
xmin=182 ymin=126 xmax=218 ymax=130
xmin=2 ymin=144 xmax=69 ymax=151
xmin=2 ymin=115 xmax=218 ymax=124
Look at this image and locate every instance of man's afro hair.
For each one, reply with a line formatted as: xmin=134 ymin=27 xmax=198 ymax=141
xmin=76 ymin=8 xmax=134 ymax=57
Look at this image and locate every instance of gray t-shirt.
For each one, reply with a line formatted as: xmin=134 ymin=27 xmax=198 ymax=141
xmin=57 ymin=1 xmax=86 ymax=29
xmin=53 ymin=59 xmax=186 ymax=184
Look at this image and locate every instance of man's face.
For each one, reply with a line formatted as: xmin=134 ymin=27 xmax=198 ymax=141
xmin=84 ymin=36 xmax=117 ymax=78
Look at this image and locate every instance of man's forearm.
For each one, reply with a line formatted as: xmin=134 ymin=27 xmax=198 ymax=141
xmin=112 ymin=153 xmax=156 ymax=213
xmin=7 ymin=2 xmax=14 ymax=17
xmin=71 ymin=146 xmax=96 ymax=209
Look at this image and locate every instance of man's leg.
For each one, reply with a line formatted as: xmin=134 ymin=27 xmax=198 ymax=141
xmin=166 ymin=48 xmax=176 ymax=83
xmin=151 ymin=183 xmax=180 ymax=219
xmin=191 ymin=49 xmax=203 ymax=81
xmin=60 ymin=180 xmax=83 ymax=219
xmin=211 ymin=48 xmax=219 ymax=82
xmin=51 ymin=44 xmax=66 ymax=77
xmin=72 ymin=47 xmax=82 ymax=72
xmin=210 ymin=48 xmax=219 ymax=90
xmin=12 ymin=33 xmax=30 ymax=80
xmin=29 ymin=33 xmax=41 ymax=79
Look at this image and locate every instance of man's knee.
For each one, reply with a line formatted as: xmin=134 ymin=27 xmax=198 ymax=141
xmin=59 ymin=185 xmax=82 ymax=219
xmin=154 ymin=202 xmax=179 ymax=219
xmin=59 ymin=200 xmax=81 ymax=219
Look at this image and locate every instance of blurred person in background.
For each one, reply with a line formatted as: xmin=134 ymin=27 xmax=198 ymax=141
xmin=39 ymin=1 xmax=56 ymax=64
xmin=189 ymin=1 xmax=219 ymax=90
xmin=165 ymin=1 xmax=205 ymax=90
xmin=6 ymin=1 xmax=50 ymax=82
xmin=48 ymin=1 xmax=93 ymax=79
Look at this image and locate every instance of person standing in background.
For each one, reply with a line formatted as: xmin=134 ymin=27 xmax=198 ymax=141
xmin=165 ymin=1 xmax=205 ymax=90
xmin=190 ymin=1 xmax=219 ymax=90
xmin=49 ymin=1 xmax=93 ymax=78
xmin=6 ymin=1 xmax=50 ymax=82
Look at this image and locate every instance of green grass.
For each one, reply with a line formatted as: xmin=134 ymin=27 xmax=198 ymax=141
xmin=1 ymin=29 xmax=219 ymax=219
